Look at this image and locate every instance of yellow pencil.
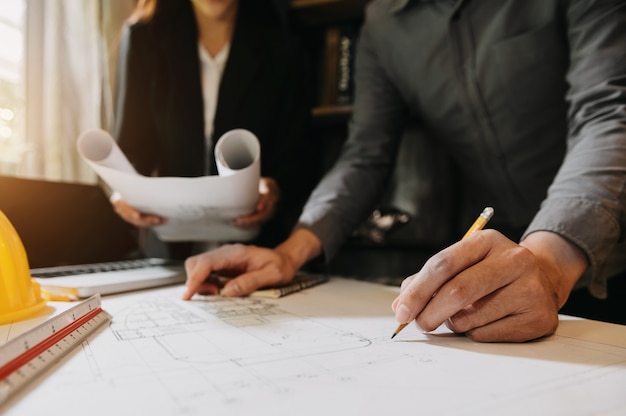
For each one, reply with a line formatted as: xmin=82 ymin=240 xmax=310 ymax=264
xmin=42 ymin=288 xmax=79 ymax=302
xmin=391 ymin=207 xmax=494 ymax=339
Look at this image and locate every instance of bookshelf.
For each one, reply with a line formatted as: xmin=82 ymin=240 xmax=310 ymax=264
xmin=289 ymin=0 xmax=365 ymax=124
xmin=290 ymin=0 xmax=369 ymax=27
xmin=311 ymin=104 xmax=353 ymax=124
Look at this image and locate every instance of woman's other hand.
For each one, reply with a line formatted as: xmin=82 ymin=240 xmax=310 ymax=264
xmin=232 ymin=177 xmax=280 ymax=229
xmin=110 ymin=191 xmax=166 ymax=227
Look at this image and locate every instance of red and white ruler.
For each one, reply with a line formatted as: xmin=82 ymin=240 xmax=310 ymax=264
xmin=0 ymin=294 xmax=111 ymax=405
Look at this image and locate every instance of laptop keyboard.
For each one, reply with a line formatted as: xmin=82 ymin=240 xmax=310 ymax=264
xmin=31 ymin=258 xmax=182 ymax=278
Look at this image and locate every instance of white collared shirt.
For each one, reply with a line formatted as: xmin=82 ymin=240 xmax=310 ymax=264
xmin=196 ymin=42 xmax=230 ymax=251
xmin=197 ymin=42 xmax=230 ymax=175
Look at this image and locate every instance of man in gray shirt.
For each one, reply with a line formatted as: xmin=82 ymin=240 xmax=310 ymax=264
xmin=182 ymin=0 xmax=626 ymax=342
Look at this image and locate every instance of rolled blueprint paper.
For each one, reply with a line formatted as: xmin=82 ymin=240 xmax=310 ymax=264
xmin=77 ymin=129 xmax=138 ymax=174
xmin=215 ymin=129 xmax=261 ymax=176
xmin=77 ymin=129 xmax=260 ymax=242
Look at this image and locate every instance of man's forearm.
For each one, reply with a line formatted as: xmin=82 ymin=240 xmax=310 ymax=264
xmin=275 ymin=228 xmax=323 ymax=272
xmin=520 ymin=231 xmax=589 ymax=308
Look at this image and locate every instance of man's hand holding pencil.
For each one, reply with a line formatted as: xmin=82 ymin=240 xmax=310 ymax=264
xmin=391 ymin=207 xmax=588 ymax=342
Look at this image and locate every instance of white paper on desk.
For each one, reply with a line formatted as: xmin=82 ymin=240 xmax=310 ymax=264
xmin=77 ymin=128 xmax=260 ymax=242
xmin=3 ymin=279 xmax=626 ymax=416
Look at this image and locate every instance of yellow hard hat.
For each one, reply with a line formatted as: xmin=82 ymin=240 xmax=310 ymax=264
xmin=0 ymin=209 xmax=48 ymax=325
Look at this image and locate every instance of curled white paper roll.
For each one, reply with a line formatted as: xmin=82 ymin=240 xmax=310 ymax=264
xmin=76 ymin=128 xmax=261 ymax=242
xmin=215 ymin=129 xmax=261 ymax=176
xmin=77 ymin=129 xmax=137 ymax=174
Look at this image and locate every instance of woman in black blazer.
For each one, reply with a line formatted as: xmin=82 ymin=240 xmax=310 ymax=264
xmin=111 ymin=0 xmax=315 ymax=259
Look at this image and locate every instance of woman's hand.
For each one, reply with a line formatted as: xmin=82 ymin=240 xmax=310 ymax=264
xmin=110 ymin=192 xmax=166 ymax=227
xmin=232 ymin=177 xmax=280 ymax=229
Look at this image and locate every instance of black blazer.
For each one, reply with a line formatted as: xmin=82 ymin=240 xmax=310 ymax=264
xmin=113 ymin=0 xmax=314 ymax=258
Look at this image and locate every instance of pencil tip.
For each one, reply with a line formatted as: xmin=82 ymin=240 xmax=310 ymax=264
xmin=391 ymin=333 xmax=397 ymax=339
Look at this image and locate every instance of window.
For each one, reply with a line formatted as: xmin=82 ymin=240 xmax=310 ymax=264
xmin=0 ymin=0 xmax=25 ymax=175
xmin=1 ymin=1 xmax=134 ymax=182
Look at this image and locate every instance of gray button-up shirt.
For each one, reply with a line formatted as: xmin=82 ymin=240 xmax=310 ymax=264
xmin=298 ymin=0 xmax=626 ymax=297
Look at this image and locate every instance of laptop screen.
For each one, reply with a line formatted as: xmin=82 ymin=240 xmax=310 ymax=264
xmin=0 ymin=175 xmax=139 ymax=268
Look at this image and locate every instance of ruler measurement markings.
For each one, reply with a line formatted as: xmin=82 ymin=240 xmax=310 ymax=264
xmin=0 ymin=295 xmax=111 ymax=406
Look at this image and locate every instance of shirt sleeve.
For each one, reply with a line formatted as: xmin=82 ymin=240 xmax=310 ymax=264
xmin=523 ymin=1 xmax=626 ymax=298
xmin=296 ymin=17 xmax=410 ymax=261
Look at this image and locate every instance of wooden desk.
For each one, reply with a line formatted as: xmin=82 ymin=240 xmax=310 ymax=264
xmin=1 ymin=278 xmax=625 ymax=415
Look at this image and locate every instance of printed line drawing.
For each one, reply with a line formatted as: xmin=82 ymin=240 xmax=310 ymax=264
xmin=2 ymin=281 xmax=625 ymax=416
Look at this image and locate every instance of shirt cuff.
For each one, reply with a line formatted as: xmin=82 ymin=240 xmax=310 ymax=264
xmin=522 ymin=197 xmax=621 ymax=298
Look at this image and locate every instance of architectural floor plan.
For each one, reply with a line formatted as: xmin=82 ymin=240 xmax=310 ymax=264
xmin=2 ymin=278 xmax=625 ymax=415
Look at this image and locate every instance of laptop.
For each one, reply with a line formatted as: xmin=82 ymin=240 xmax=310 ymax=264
xmin=1 ymin=176 xmax=185 ymax=298
xmin=31 ymin=258 xmax=186 ymax=299
xmin=0 ymin=175 xmax=138 ymax=268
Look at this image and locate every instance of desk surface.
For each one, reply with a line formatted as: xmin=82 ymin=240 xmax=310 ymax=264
xmin=1 ymin=277 xmax=625 ymax=416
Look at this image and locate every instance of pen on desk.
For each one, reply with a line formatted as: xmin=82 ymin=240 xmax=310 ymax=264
xmin=391 ymin=206 xmax=494 ymax=339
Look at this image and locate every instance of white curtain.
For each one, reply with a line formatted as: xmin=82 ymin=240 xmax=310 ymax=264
xmin=20 ymin=0 xmax=134 ymax=183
